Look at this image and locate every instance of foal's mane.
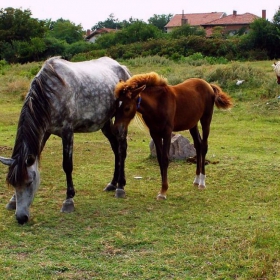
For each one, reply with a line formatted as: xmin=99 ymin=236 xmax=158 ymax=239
xmin=7 ymin=58 xmax=65 ymax=186
xmin=115 ymin=72 xmax=167 ymax=98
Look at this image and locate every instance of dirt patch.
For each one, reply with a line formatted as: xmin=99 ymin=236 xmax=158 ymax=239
xmin=0 ymin=146 xmax=12 ymax=152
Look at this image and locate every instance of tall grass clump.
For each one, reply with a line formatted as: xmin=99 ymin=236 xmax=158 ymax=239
xmin=184 ymin=52 xmax=229 ymax=66
xmin=205 ymin=62 xmax=276 ymax=100
xmin=126 ymin=55 xmax=174 ymax=67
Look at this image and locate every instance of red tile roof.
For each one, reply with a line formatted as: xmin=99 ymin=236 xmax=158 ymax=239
xmin=165 ymin=12 xmax=226 ymax=28
xmin=203 ymin=13 xmax=259 ymax=26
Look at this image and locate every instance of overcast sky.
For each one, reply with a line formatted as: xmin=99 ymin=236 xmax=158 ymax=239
xmin=3 ymin=0 xmax=279 ymax=30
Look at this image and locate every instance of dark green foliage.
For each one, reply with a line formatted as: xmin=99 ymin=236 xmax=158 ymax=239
xmin=148 ymin=14 xmax=173 ymax=31
xmin=1 ymin=7 xmax=280 ymax=63
xmin=46 ymin=18 xmax=84 ymax=44
xmin=91 ymin=13 xmax=123 ymax=30
xmin=0 ymin=7 xmax=46 ymax=43
xmin=169 ymin=24 xmax=206 ymax=38
xmin=240 ymin=18 xmax=280 ymax=59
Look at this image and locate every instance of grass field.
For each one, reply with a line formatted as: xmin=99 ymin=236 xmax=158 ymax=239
xmin=0 ymin=58 xmax=279 ymax=279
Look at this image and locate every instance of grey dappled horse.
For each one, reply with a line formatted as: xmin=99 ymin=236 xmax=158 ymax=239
xmin=0 ymin=56 xmax=131 ymax=224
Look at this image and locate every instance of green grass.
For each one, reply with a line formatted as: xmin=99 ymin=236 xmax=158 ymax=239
xmin=0 ymin=59 xmax=279 ymax=279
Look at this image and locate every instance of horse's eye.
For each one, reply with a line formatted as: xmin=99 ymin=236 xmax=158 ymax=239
xmin=26 ymin=181 xmax=33 ymax=187
xmin=124 ymin=106 xmax=130 ymax=113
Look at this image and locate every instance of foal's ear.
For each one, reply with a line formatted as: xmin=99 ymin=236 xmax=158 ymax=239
xmin=131 ymin=85 xmax=146 ymax=99
xmin=25 ymin=154 xmax=36 ymax=167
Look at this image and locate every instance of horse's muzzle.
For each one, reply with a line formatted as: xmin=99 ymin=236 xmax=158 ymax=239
xmin=16 ymin=213 xmax=29 ymax=225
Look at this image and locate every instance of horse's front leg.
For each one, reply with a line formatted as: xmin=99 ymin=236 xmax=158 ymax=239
xmin=102 ymin=120 xmax=127 ymax=198
xmin=151 ymin=132 xmax=171 ymax=200
xmin=61 ymin=128 xmax=75 ymax=212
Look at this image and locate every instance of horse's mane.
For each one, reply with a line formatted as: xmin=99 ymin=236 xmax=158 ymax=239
xmin=115 ymin=72 xmax=167 ymax=98
xmin=7 ymin=58 xmax=65 ymax=186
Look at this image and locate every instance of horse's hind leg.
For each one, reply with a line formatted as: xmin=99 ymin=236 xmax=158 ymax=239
xmin=102 ymin=119 xmax=127 ymax=198
xmin=199 ymin=120 xmax=211 ymax=189
xmin=189 ymin=126 xmax=205 ymax=189
xmin=61 ymin=128 xmax=75 ymax=212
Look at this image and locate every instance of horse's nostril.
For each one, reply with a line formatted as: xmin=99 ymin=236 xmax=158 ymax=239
xmin=16 ymin=215 xmax=29 ymax=225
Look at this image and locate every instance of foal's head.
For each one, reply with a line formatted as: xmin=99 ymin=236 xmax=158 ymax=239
xmin=113 ymin=72 xmax=166 ymax=139
xmin=113 ymin=80 xmax=146 ymax=139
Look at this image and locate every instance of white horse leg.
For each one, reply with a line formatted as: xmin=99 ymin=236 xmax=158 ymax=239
xmin=193 ymin=173 xmax=206 ymax=189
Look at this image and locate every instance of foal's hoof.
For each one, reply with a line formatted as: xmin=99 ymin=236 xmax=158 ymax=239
xmin=61 ymin=198 xmax=75 ymax=213
xmin=115 ymin=188 xmax=126 ymax=198
xmin=6 ymin=200 xmax=16 ymax=211
xmin=104 ymin=183 xmax=117 ymax=192
xmin=157 ymin=193 xmax=167 ymax=200
xmin=198 ymin=185 xmax=206 ymax=190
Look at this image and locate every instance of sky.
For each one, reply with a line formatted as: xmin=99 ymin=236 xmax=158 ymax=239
xmin=3 ymin=0 xmax=279 ymax=30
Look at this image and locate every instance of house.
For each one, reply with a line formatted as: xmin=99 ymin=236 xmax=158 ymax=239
xmin=85 ymin=28 xmax=116 ymax=43
xmin=164 ymin=11 xmax=226 ymax=33
xmin=165 ymin=10 xmax=266 ymax=37
xmin=202 ymin=10 xmax=266 ymax=37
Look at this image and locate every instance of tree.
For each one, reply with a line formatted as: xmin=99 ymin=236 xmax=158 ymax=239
xmin=46 ymin=18 xmax=84 ymax=44
xmin=170 ymin=24 xmax=206 ymax=39
xmin=0 ymin=7 xmax=46 ymax=43
xmin=148 ymin=14 xmax=173 ymax=31
xmin=91 ymin=14 xmax=122 ymax=30
xmin=115 ymin=20 xmax=163 ymax=44
xmin=243 ymin=18 xmax=280 ymax=59
xmin=272 ymin=6 xmax=280 ymax=26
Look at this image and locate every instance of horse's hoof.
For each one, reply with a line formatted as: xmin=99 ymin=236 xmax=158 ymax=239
xmin=61 ymin=198 xmax=75 ymax=213
xmin=157 ymin=193 xmax=167 ymax=200
xmin=104 ymin=183 xmax=117 ymax=192
xmin=198 ymin=185 xmax=206 ymax=190
xmin=115 ymin=188 xmax=125 ymax=198
xmin=6 ymin=200 xmax=16 ymax=211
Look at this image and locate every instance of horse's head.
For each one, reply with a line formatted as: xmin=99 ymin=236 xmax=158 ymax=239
xmin=113 ymin=80 xmax=146 ymax=139
xmin=272 ymin=62 xmax=280 ymax=84
xmin=0 ymin=154 xmax=40 ymax=224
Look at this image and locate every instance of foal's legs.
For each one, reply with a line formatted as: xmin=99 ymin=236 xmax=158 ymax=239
xmin=151 ymin=131 xmax=172 ymax=200
xmin=102 ymin=119 xmax=127 ymax=198
xmin=190 ymin=122 xmax=210 ymax=189
xmin=61 ymin=128 xmax=75 ymax=212
xmin=189 ymin=126 xmax=205 ymax=189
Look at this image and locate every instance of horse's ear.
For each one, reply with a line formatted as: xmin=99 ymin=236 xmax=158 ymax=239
xmin=131 ymin=85 xmax=146 ymax=99
xmin=25 ymin=154 xmax=36 ymax=167
xmin=272 ymin=63 xmax=276 ymax=69
xmin=0 ymin=156 xmax=14 ymax=166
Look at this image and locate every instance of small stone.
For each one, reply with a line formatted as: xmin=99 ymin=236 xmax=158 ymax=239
xmin=149 ymin=134 xmax=196 ymax=160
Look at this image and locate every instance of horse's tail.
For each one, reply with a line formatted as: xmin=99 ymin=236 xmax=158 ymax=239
xmin=211 ymin=84 xmax=233 ymax=109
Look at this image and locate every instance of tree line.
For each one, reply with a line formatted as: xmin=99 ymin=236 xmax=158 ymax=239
xmin=0 ymin=7 xmax=280 ymax=64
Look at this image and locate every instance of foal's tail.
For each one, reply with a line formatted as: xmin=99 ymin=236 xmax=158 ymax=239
xmin=211 ymin=84 xmax=233 ymax=109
